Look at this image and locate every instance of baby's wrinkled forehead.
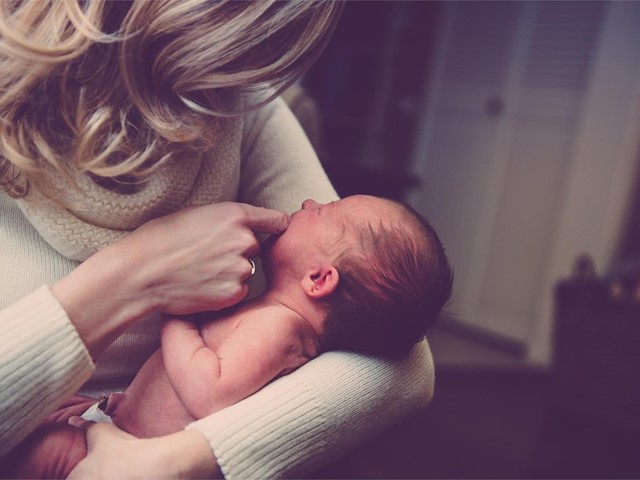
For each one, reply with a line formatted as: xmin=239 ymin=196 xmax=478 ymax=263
xmin=343 ymin=196 xmax=404 ymax=225
xmin=337 ymin=199 xmax=397 ymax=238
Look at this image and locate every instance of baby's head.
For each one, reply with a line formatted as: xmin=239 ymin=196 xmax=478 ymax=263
xmin=265 ymin=195 xmax=453 ymax=356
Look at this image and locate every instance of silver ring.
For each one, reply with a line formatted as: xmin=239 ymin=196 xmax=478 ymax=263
xmin=248 ymin=258 xmax=256 ymax=278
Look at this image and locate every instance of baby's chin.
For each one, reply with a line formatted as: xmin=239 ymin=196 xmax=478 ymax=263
xmin=261 ymin=233 xmax=277 ymax=254
xmin=260 ymin=233 xmax=280 ymax=270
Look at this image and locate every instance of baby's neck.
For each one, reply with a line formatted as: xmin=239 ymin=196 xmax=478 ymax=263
xmin=256 ymin=288 xmax=325 ymax=339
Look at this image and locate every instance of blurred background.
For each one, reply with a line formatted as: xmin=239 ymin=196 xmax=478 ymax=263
xmin=288 ymin=1 xmax=640 ymax=478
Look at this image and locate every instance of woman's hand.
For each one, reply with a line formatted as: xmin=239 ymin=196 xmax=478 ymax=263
xmin=68 ymin=421 xmax=222 ymax=479
xmin=52 ymin=202 xmax=289 ymax=358
xmin=115 ymin=202 xmax=289 ymax=314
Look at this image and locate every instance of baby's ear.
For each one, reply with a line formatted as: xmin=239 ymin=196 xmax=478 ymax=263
xmin=301 ymin=265 xmax=339 ymax=299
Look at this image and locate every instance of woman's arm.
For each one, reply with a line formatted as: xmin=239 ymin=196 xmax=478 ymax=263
xmin=189 ymin=342 xmax=434 ymax=479
xmin=64 ymin=342 xmax=433 ymax=480
xmin=0 ymin=195 xmax=94 ymax=458
xmin=0 ymin=286 xmax=94 ymax=458
xmin=0 ymin=199 xmax=287 ymax=458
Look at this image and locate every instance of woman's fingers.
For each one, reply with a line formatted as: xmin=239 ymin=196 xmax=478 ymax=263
xmin=234 ymin=203 xmax=290 ymax=234
xmin=67 ymin=423 xmax=138 ymax=480
xmin=212 ymin=280 xmax=252 ymax=311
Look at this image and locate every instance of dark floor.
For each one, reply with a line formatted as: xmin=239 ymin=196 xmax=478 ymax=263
xmin=313 ymin=331 xmax=640 ymax=479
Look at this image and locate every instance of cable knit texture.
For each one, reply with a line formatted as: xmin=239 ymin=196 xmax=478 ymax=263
xmin=0 ymin=98 xmax=435 ymax=477
xmin=16 ymin=117 xmax=243 ymax=262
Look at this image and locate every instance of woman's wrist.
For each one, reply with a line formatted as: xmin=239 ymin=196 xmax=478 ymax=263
xmin=51 ymin=242 xmax=156 ymax=360
xmin=164 ymin=430 xmax=223 ymax=479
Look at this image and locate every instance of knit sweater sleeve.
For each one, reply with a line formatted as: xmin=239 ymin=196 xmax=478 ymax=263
xmin=187 ymin=97 xmax=436 ymax=479
xmin=0 ymin=286 xmax=95 ymax=457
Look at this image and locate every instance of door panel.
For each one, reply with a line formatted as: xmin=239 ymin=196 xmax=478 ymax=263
xmin=410 ymin=1 xmax=610 ymax=351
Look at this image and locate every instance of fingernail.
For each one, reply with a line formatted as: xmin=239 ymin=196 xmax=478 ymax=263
xmin=68 ymin=416 xmax=82 ymax=427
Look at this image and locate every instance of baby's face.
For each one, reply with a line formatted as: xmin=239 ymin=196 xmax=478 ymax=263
xmin=265 ymin=195 xmax=394 ymax=273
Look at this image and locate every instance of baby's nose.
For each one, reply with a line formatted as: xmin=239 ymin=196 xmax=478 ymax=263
xmin=302 ymin=199 xmax=320 ymax=209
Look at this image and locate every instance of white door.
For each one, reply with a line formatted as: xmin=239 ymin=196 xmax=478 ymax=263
xmin=409 ymin=1 xmax=640 ymax=363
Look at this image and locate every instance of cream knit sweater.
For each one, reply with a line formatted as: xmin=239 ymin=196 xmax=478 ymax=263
xmin=0 ymin=98 xmax=434 ymax=479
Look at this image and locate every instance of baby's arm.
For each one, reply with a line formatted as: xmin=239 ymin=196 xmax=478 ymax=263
xmin=161 ymin=315 xmax=303 ymax=419
xmin=160 ymin=317 xmax=219 ymax=418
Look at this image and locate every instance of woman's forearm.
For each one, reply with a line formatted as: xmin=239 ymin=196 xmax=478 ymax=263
xmin=187 ymin=341 xmax=434 ymax=479
xmin=51 ymin=242 xmax=155 ymax=360
xmin=0 ymin=287 xmax=94 ymax=457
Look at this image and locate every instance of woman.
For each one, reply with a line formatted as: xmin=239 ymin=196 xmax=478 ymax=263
xmin=0 ymin=1 xmax=434 ymax=478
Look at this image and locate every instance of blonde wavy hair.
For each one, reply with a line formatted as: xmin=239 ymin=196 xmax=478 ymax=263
xmin=0 ymin=0 xmax=342 ymax=198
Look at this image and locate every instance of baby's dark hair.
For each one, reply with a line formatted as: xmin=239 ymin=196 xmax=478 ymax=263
xmin=320 ymin=201 xmax=453 ymax=356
